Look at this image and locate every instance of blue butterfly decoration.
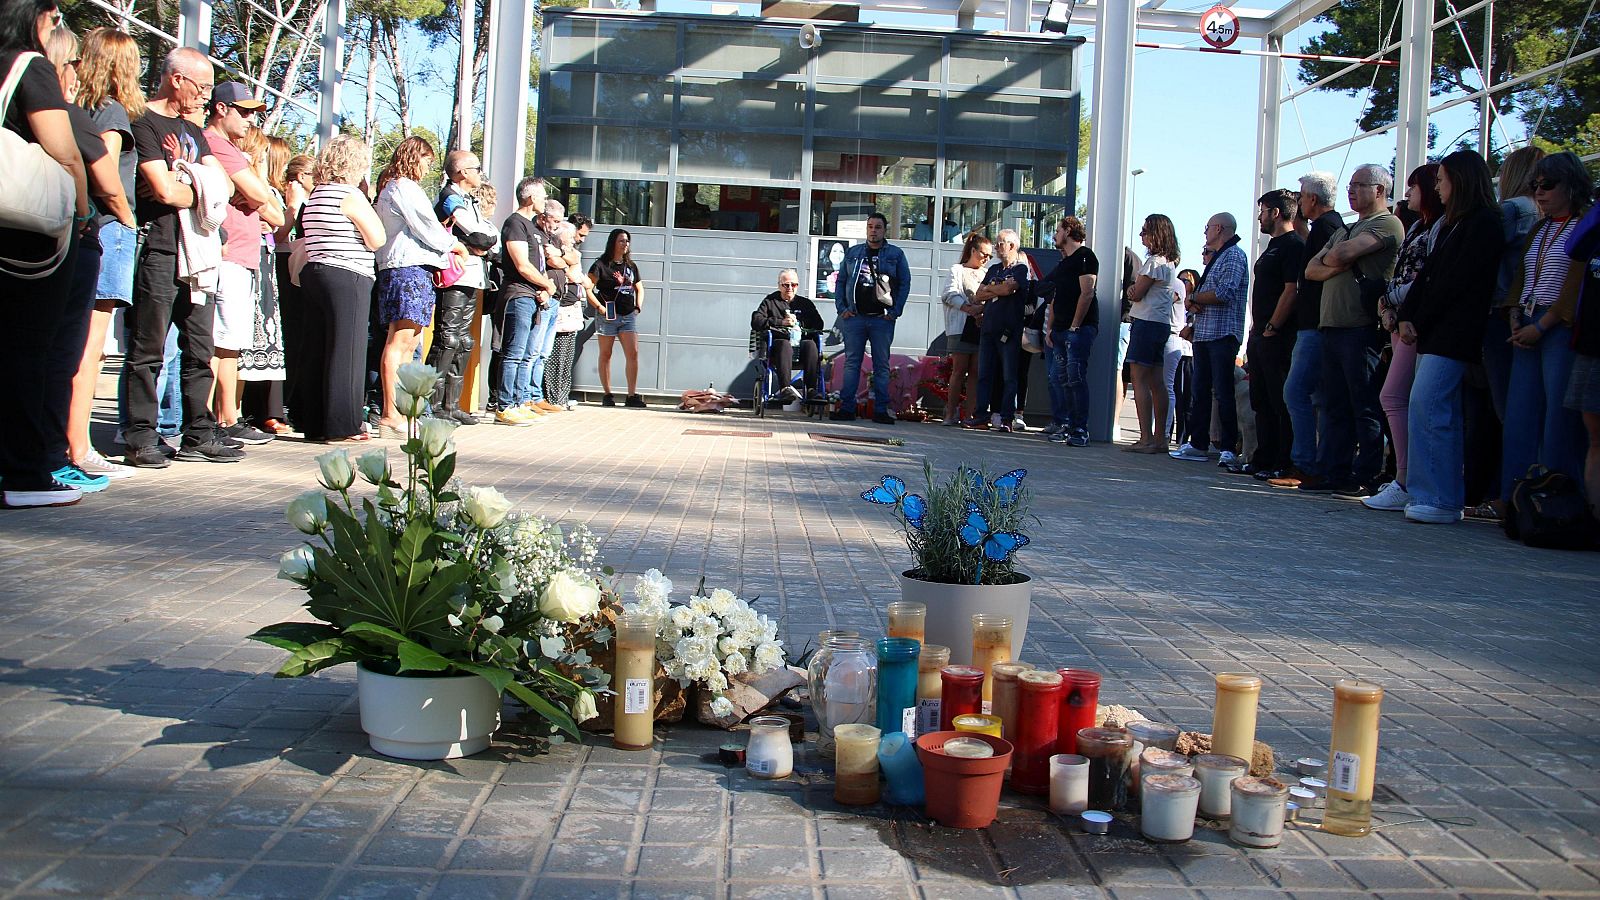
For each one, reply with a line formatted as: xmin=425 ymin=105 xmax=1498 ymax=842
xmin=959 ymin=503 xmax=1030 ymax=562
xmin=962 ymin=467 xmax=1028 ymax=507
xmin=861 ymin=475 xmax=927 ymax=530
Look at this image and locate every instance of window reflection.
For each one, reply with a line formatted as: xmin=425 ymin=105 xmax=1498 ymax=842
xmin=674 ymin=183 xmax=799 ymax=233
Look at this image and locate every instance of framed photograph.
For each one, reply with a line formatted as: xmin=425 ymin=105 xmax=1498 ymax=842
xmin=812 ymin=237 xmax=862 ymax=302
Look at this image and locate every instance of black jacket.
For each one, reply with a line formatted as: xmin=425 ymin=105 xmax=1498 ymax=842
xmin=1398 ymin=205 xmax=1504 ymax=362
xmin=751 ymin=291 xmax=826 ymax=336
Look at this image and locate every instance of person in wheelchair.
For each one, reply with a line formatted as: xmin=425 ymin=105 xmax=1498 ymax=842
xmin=752 ymin=268 xmax=827 ymax=403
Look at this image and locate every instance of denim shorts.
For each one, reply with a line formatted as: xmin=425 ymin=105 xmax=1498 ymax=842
xmin=1126 ymin=316 xmax=1169 ymax=367
xmin=598 ymin=311 xmax=638 ymax=336
xmin=95 ymin=220 xmax=137 ymax=305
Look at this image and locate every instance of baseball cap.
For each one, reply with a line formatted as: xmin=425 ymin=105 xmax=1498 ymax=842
xmin=212 ymin=82 xmax=266 ymax=110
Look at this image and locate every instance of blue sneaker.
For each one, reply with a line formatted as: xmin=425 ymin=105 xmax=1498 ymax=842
xmin=1067 ymin=431 xmax=1090 ymax=447
xmin=53 ymin=465 xmax=110 ymax=494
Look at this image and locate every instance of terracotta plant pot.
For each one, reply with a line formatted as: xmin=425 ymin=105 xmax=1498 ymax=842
xmin=898 ymin=571 xmax=1032 ymax=666
xmin=915 ymin=730 xmax=1014 ymax=828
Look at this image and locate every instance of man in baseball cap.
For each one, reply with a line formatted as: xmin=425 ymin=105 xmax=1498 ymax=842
xmin=210 ymin=81 xmax=266 ymax=111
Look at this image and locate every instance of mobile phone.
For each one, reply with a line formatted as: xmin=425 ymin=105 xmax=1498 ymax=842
xmin=606 ymin=301 xmax=616 ymax=321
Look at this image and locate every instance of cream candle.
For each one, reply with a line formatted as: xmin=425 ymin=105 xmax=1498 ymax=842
xmin=886 ymin=601 xmax=926 ymax=644
xmin=969 ymin=615 xmax=1013 ymax=703
xmin=1323 ymin=679 xmax=1383 ymax=837
xmin=612 ymin=611 xmax=662 ymax=751
xmin=834 ymin=723 xmax=882 ymax=805
xmin=1132 ymin=746 xmax=1194 ymax=798
xmin=1049 ymin=753 xmax=1089 ymax=814
xmin=744 ymin=715 xmax=794 ymax=780
xmin=1211 ymin=673 xmax=1262 ymax=764
xmin=952 ymin=713 xmax=1002 ymax=737
xmin=1139 ymin=773 xmax=1201 ymax=842
xmin=1229 ymin=776 xmax=1290 ymax=848
xmin=915 ymin=644 xmax=950 ymax=735
xmin=989 ymin=661 xmax=1035 ymax=743
xmin=1193 ymin=753 xmax=1248 ymax=818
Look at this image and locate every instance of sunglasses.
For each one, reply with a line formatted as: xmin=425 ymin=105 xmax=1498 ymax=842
xmin=1530 ymin=179 xmax=1559 ymax=192
xmin=778 ymin=281 xmax=799 ymax=287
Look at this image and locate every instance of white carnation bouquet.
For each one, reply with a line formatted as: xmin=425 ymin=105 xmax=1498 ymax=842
xmin=625 ymin=570 xmax=786 ymax=720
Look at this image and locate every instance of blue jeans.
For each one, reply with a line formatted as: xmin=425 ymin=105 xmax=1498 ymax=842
xmin=1186 ymin=336 xmax=1239 ymax=453
xmin=1319 ymin=326 xmax=1385 ymax=485
xmin=1501 ymin=320 xmax=1585 ymax=495
xmin=495 ymin=294 xmax=539 ymax=409
xmin=974 ymin=326 xmax=1022 ymax=420
xmin=839 ymin=314 xmax=895 ymax=414
xmin=1047 ymin=326 xmax=1096 ymax=433
xmin=1482 ymin=312 xmax=1513 ymax=422
xmin=1284 ymin=329 xmax=1325 ymax=472
xmin=525 ymin=303 xmax=560 ymax=403
xmin=1407 ymin=354 xmax=1467 ymax=512
xmin=118 ymin=323 xmax=182 ymax=435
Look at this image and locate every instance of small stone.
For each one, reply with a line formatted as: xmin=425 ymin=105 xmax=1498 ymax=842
xmin=1174 ymin=731 xmax=1275 ymax=777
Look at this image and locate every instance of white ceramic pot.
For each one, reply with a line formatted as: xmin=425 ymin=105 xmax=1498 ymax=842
xmin=356 ymin=664 xmax=501 ymax=760
xmin=897 ymin=570 xmax=1032 ymax=666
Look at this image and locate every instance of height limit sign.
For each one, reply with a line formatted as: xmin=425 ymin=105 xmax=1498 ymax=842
xmin=1200 ymin=5 xmax=1240 ymax=49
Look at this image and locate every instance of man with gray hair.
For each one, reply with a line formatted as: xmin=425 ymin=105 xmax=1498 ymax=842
xmin=1171 ymin=212 xmax=1249 ymax=463
xmin=1300 ymin=163 xmax=1404 ymax=495
xmin=1269 ymin=171 xmax=1346 ymax=486
xmin=751 ymin=268 xmax=826 ymax=403
xmin=491 ymin=177 xmax=555 ymax=425
xmin=428 ymin=148 xmax=496 ymax=425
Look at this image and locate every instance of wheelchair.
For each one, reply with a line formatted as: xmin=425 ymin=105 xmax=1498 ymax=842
xmin=750 ymin=329 xmax=830 ymax=419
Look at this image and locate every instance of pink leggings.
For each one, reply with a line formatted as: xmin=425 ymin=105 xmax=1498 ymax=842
xmin=1379 ymin=332 xmax=1418 ymax=486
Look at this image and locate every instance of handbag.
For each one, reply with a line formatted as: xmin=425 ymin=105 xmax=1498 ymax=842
xmin=1020 ymin=327 xmax=1044 ymax=354
xmin=432 ymin=250 xmax=465 ymax=289
xmin=0 ymin=52 xmax=76 ymax=280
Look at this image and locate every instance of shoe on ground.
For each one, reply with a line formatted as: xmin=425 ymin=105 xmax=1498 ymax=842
xmin=519 ymin=402 xmax=548 ymax=415
xmin=495 ymin=408 xmax=536 ymax=427
xmin=534 ymin=400 xmax=565 ymax=413
xmin=1405 ymin=502 xmax=1463 ymax=524
xmin=1042 ymin=423 xmax=1065 ymax=437
xmin=78 ymin=449 xmax=136 ymax=480
xmin=1169 ymin=443 xmax=1210 ymax=461
xmin=1267 ymin=467 xmax=1306 ymax=487
xmin=1011 ymin=417 xmax=1028 ymax=432
xmin=1216 ymin=450 xmax=1240 ymax=469
xmin=960 ymin=417 xmax=988 ymax=429
xmin=564 ymin=400 xmax=579 ymax=411
xmin=450 ymin=409 xmax=479 ymax=426
xmin=872 ymin=412 xmax=896 ymax=425
xmin=1362 ymin=481 xmax=1411 ymax=511
xmin=625 ymin=394 xmax=648 ymax=408
xmin=223 ymin=421 xmax=275 ymax=445
xmin=1047 ymin=430 xmax=1069 ymax=444
xmin=124 ymin=446 xmax=173 ymax=469
xmin=1297 ymin=476 xmax=1337 ymax=493
xmin=602 ymin=393 xmax=617 ymax=407
xmin=1332 ymin=482 xmax=1373 ymax=499
xmin=3 ymin=482 xmax=81 ymax=508
xmin=52 ymin=465 xmax=110 ymax=494
xmin=777 ymin=385 xmax=802 ymax=403
xmin=1464 ymin=501 xmax=1501 ymax=521
xmin=1067 ymin=432 xmax=1090 ymax=448
xmin=175 ymin=437 xmax=245 ymax=463
xmin=992 ymin=422 xmax=1012 ymax=433
xmin=1252 ymin=467 xmax=1279 ymax=481
xmin=1132 ymin=442 xmax=1169 ymax=454
xmin=262 ymin=418 xmax=293 ymax=435
xmin=828 ymin=409 xmax=857 ymax=421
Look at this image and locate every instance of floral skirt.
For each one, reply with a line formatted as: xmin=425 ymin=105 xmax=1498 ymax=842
xmin=377 ymin=265 xmax=437 ymax=327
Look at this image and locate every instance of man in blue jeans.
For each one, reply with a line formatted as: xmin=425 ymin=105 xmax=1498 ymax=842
xmin=1171 ymin=214 xmax=1249 ymax=465
xmin=830 ymin=213 xmax=910 ymax=424
xmin=1270 ymin=173 xmax=1344 ymax=487
xmin=1041 ymin=217 xmax=1099 ymax=446
xmin=493 ymin=178 xmax=555 ymax=425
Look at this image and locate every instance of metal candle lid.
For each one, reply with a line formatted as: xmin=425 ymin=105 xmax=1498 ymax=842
xmin=1298 ymin=777 xmax=1328 ymax=797
xmin=1139 ymin=747 xmax=1191 ymax=771
xmin=1080 ymin=810 xmax=1112 ymax=834
xmin=1285 ymin=801 xmax=1301 ymax=822
xmin=1296 ymin=756 xmax=1327 ymax=776
xmin=1289 ymin=786 xmax=1317 ymax=804
xmin=941 ymin=736 xmax=996 ymax=759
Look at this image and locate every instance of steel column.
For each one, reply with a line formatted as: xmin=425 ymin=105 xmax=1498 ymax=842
xmin=317 ymin=0 xmax=344 ymax=145
xmin=1253 ymin=34 xmax=1283 ymax=259
xmin=484 ymin=0 xmax=533 ymax=199
xmin=456 ymin=0 xmax=476 ymax=152
xmin=1396 ymin=0 xmax=1433 ymax=179
xmin=1084 ymin=0 xmax=1134 ymax=443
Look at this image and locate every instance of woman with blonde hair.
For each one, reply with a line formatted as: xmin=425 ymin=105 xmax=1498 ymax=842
xmin=1122 ymin=213 xmax=1181 ymax=452
xmin=940 ymin=231 xmax=991 ymax=425
xmin=233 ymin=126 xmax=289 ymax=435
xmin=274 ymin=148 xmax=314 ymax=428
xmin=373 ymin=134 xmax=461 ymax=437
xmin=298 ymin=135 xmax=386 ymax=442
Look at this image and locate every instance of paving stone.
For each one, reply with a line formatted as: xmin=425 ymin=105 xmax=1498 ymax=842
xmin=449 ymin=836 xmax=544 ymax=872
xmin=542 ymin=841 xmax=632 ymax=875
xmin=730 ymin=846 xmax=817 ymax=880
xmin=430 ymin=873 xmax=532 ymax=900
xmin=1338 ymin=858 xmax=1446 ymax=891
xmin=631 ymin=881 xmax=723 ymax=900
xmin=637 ymin=844 xmax=722 ymax=879
xmin=23 ymin=855 xmax=147 ymax=895
xmin=357 ymin=832 xmax=453 ymax=869
xmin=531 ymin=875 xmax=629 ymax=899
xmin=261 ymin=828 xmax=364 ymax=864
xmin=1498 ymin=859 xmax=1600 ymax=892
xmin=172 ymin=826 xmax=276 ymax=860
xmin=126 ymin=859 xmax=241 ymax=897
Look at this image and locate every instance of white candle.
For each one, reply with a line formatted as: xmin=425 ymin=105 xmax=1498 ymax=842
xmin=1049 ymin=753 xmax=1089 ymax=814
xmin=1193 ymin=753 xmax=1248 ymax=818
xmin=1229 ymin=776 xmax=1290 ymax=848
xmin=1139 ymin=774 xmax=1201 ymax=842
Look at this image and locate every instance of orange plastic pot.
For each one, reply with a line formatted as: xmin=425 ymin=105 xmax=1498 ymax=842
xmin=914 ymin=731 xmax=1014 ymax=828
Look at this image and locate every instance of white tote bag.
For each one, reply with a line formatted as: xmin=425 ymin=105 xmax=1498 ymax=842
xmin=0 ymin=52 xmax=76 ymax=279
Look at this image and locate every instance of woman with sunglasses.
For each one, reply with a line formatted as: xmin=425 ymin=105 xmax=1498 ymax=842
xmin=588 ymin=228 xmax=646 ymax=407
xmin=1499 ymin=151 xmax=1593 ymax=499
xmin=939 ymin=231 xmax=991 ymax=425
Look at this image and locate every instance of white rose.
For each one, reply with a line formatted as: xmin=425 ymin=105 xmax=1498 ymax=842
xmin=396 ymin=362 xmax=441 ymax=400
xmin=573 ymin=690 xmax=599 ymax=722
xmin=708 ymin=588 xmax=738 ymax=616
xmin=753 ymin=641 xmax=785 ymax=673
xmin=723 ymin=651 xmax=747 ymax=675
xmin=709 ymin=696 xmax=734 ymax=718
xmin=277 ymin=545 xmax=315 ymax=582
xmin=461 ymin=485 xmax=514 ymax=530
xmin=315 ymin=449 xmax=355 ymax=491
xmin=356 ymin=449 xmax=389 ymax=485
xmin=706 ymin=671 xmax=728 ymax=692
xmin=539 ymin=571 xmax=601 ymax=623
xmin=416 ymin=418 xmax=457 ymax=460
xmin=669 ymin=607 xmax=695 ymax=632
xmin=396 ymin=391 xmax=429 ymax=419
xmin=285 ymin=491 xmax=328 ymax=535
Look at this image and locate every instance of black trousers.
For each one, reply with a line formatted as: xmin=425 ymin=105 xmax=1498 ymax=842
xmin=1246 ymin=330 xmax=1295 ymax=471
xmin=275 ymin=252 xmax=306 ymax=421
xmin=44 ymin=232 xmax=100 ymax=470
xmin=426 ymin=287 xmax=476 ymax=412
xmin=770 ymin=335 xmax=821 ymax=394
xmin=125 ymin=248 xmax=217 ymax=450
xmin=299 ymin=263 xmax=373 ymax=440
xmin=0 ymin=232 xmax=80 ymax=489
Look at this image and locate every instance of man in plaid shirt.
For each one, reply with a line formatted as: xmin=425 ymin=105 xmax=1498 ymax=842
xmin=1171 ymin=213 xmax=1249 ymax=463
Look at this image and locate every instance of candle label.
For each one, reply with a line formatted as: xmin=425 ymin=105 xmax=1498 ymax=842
xmin=1330 ymin=750 xmax=1360 ymax=794
xmin=624 ymin=678 xmax=650 ymax=715
xmin=917 ymin=699 xmax=941 ymax=734
xmin=902 ymin=706 xmax=917 ymax=738
xmin=748 ymin=757 xmax=773 ymax=776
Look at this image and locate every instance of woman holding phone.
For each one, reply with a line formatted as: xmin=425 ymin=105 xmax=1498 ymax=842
xmin=587 ymin=228 xmax=646 ymax=407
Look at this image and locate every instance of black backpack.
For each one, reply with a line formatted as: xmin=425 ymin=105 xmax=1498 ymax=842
xmin=1504 ymin=465 xmax=1595 ymax=550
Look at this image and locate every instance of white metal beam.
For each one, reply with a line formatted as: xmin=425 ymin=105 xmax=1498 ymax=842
xmin=1085 ymin=0 xmax=1134 ymax=443
xmin=484 ymin=0 xmax=534 ymax=221
xmin=456 ymin=0 xmax=475 ymax=152
xmin=1395 ymin=0 xmax=1433 ymax=178
xmin=178 ymin=0 xmax=213 ymax=56
xmin=317 ymin=0 xmax=343 ymax=145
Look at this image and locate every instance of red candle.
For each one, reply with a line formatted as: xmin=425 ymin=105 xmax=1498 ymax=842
xmin=938 ymin=665 xmax=985 ymax=732
xmin=1056 ymin=668 xmax=1102 ymax=755
xmin=1010 ymin=670 xmax=1064 ymax=795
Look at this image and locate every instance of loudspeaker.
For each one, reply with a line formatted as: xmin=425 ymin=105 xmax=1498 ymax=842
xmin=799 ymin=23 xmax=822 ymax=50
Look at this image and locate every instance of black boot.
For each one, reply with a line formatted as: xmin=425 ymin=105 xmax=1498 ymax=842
xmin=442 ymin=373 xmax=476 ymax=424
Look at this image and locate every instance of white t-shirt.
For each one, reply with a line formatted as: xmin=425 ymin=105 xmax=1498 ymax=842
xmin=1167 ymin=278 xmax=1192 ymax=356
xmin=1131 ymin=254 xmax=1177 ymax=325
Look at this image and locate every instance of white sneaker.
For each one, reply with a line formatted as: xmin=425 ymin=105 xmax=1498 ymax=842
xmin=1216 ymin=450 xmax=1239 ymax=468
xmin=1362 ymin=481 xmax=1410 ymax=511
xmin=1011 ymin=417 xmax=1028 ymax=432
xmin=990 ymin=414 xmax=1004 ymax=429
xmin=1169 ymin=443 xmax=1210 ymax=461
xmin=78 ymin=448 xmax=137 ymax=480
xmin=1405 ymin=502 xmax=1462 ymax=524
xmin=564 ymin=400 xmax=578 ymax=411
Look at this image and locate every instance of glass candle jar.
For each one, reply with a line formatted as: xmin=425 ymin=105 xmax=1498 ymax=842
xmin=1049 ymin=753 xmax=1089 ymax=814
xmin=745 ymin=715 xmax=794 ymax=779
xmin=1132 ymin=746 xmax=1194 ymax=799
xmin=1193 ymin=753 xmax=1249 ymax=818
xmin=816 ymin=629 xmax=861 ymax=645
xmin=952 ymin=713 xmax=1002 ymax=737
xmin=612 ymin=610 xmax=662 ymax=751
xmin=875 ymin=638 xmax=920 ymax=736
xmin=1211 ymin=673 xmax=1262 ymax=764
xmin=1324 ymin=679 xmax=1383 ymax=837
xmin=1010 ymin=670 xmax=1064 ymax=795
xmin=941 ymin=735 xmax=996 ymax=759
xmin=1126 ymin=720 xmax=1182 ymax=752
xmin=1229 ymin=776 xmax=1290 ymax=848
xmin=915 ymin=644 xmax=950 ymax=736
xmin=1055 ymin=669 xmax=1102 ymax=756
xmin=833 ymin=723 xmax=882 ymax=805
xmin=938 ymin=665 xmax=984 ymax=732
xmin=969 ymin=614 xmax=1013 ymax=703
xmin=885 ymin=601 xmax=926 ymax=645
xmin=989 ymin=661 xmax=1036 ymax=743
xmin=1076 ymin=726 xmax=1132 ymax=811
xmin=810 ymin=637 xmax=877 ymax=758
xmin=1139 ymin=774 xmax=1202 ymax=843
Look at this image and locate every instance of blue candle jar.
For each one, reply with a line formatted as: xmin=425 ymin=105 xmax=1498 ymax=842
xmin=875 ymin=638 xmax=921 ymax=736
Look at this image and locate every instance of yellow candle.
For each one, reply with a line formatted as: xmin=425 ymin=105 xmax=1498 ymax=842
xmin=886 ymin=602 xmax=926 ymax=645
xmin=1323 ymin=680 xmax=1383 ymax=837
xmin=833 ymin=723 xmax=882 ymax=805
xmin=970 ymin=615 xmax=1013 ymax=703
xmin=613 ymin=612 xmax=661 ymax=751
xmin=952 ymin=713 xmax=1002 ymax=737
xmin=1211 ymin=673 xmax=1261 ymax=764
xmin=989 ymin=661 xmax=1036 ymax=742
xmin=915 ymin=644 xmax=950 ymax=736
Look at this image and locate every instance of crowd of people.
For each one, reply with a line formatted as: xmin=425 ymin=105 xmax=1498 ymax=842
xmin=0 ymin=5 xmax=634 ymax=508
